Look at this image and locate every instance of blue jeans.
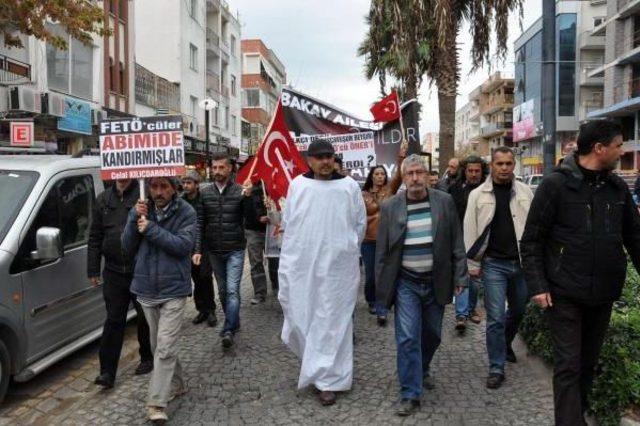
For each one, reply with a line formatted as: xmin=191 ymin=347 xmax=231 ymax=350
xmin=483 ymin=258 xmax=528 ymax=375
xmin=209 ymin=250 xmax=245 ymax=334
xmin=455 ymin=276 xmax=482 ymax=318
xmin=360 ymin=242 xmax=388 ymax=316
xmin=394 ymin=278 xmax=445 ymax=400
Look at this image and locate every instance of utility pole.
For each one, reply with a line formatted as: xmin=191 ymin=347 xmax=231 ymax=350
xmin=542 ymin=0 xmax=556 ymax=174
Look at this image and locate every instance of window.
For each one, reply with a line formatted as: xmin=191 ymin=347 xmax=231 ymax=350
xmin=231 ymin=75 xmax=236 ymax=96
xmin=46 ymin=24 xmax=94 ymax=100
xmin=243 ymin=89 xmax=261 ymax=107
xmin=231 ymin=115 xmax=237 ymax=136
xmin=190 ymin=96 xmax=197 ymax=117
xmin=13 ymin=175 xmax=94 ymax=273
xmin=213 ymin=106 xmax=219 ymax=126
xmin=189 ymin=44 xmax=198 ymax=71
xmin=593 ymin=17 xmax=604 ymax=28
xmin=225 ymin=106 xmax=230 ymax=130
xmin=230 ymin=36 xmax=236 ymax=56
xmin=190 ymin=0 xmax=197 ymax=20
xmin=557 ymin=14 xmax=577 ymax=116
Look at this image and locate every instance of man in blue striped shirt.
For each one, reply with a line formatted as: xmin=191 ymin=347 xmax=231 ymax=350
xmin=376 ymin=154 xmax=468 ymax=417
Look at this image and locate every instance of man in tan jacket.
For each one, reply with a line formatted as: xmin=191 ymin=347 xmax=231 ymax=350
xmin=463 ymin=146 xmax=533 ymax=389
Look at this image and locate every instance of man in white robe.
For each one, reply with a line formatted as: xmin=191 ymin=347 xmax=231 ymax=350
xmin=278 ymin=139 xmax=366 ymax=406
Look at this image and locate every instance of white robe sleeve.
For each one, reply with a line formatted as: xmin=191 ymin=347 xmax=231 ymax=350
xmin=351 ymin=180 xmax=367 ymax=245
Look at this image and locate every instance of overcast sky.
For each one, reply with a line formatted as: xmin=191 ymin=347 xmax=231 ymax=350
xmin=232 ymin=0 xmax=542 ymax=137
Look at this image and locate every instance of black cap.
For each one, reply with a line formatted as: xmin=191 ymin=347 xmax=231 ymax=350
xmin=307 ymin=139 xmax=335 ymax=157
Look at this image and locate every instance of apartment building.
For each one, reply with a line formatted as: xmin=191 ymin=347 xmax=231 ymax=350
xmin=241 ymin=39 xmax=287 ymax=155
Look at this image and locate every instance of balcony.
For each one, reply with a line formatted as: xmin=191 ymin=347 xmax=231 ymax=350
xmin=481 ymin=122 xmax=512 ymax=138
xmin=580 ymin=100 xmax=604 ymax=120
xmin=0 ymin=54 xmax=31 ymax=84
xmin=579 ymin=65 xmax=604 ymax=87
xmin=482 ymin=94 xmax=514 ymax=115
xmin=613 ymin=77 xmax=640 ymax=104
xmin=579 ymin=30 xmax=605 ymax=50
xmin=206 ymin=29 xmax=221 ymax=57
xmin=206 ymin=70 xmax=221 ymax=93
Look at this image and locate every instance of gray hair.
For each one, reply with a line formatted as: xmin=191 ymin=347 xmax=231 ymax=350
xmin=401 ymin=154 xmax=428 ymax=175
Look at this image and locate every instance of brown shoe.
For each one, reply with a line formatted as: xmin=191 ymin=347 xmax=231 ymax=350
xmin=317 ymin=390 xmax=336 ymax=406
xmin=469 ymin=310 xmax=481 ymax=324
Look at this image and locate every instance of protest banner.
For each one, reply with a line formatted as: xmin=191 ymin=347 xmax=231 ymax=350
xmin=99 ymin=115 xmax=186 ymax=181
xmin=281 ymin=88 xmax=421 ymax=181
xmin=296 ymin=131 xmax=376 ymax=170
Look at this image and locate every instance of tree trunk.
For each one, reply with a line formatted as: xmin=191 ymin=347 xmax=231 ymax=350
xmin=438 ymin=89 xmax=456 ymax=173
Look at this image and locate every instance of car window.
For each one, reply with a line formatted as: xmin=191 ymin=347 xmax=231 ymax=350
xmin=531 ymin=176 xmax=543 ymax=185
xmin=11 ymin=175 xmax=94 ymax=274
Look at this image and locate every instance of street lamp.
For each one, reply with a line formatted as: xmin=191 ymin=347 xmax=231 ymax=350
xmin=199 ymin=98 xmax=218 ymax=181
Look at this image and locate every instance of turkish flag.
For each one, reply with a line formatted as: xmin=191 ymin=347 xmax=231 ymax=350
xmin=370 ymin=91 xmax=401 ymax=122
xmin=252 ymin=99 xmax=308 ymax=206
xmin=235 ymin=156 xmax=260 ymax=184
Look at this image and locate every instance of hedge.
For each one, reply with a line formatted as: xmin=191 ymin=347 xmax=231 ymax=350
xmin=519 ymin=264 xmax=640 ymax=426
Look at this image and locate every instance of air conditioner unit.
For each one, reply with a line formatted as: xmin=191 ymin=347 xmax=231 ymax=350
xmin=8 ymin=86 xmax=41 ymax=113
xmin=41 ymin=92 xmax=65 ymax=117
xmin=92 ymin=109 xmax=108 ymax=125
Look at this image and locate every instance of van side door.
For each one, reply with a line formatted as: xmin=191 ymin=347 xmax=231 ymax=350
xmin=11 ymin=172 xmax=105 ymax=363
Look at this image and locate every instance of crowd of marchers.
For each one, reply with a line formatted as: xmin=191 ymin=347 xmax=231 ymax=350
xmin=87 ymin=118 xmax=640 ymax=426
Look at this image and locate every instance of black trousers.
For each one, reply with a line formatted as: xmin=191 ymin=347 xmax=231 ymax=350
xmin=99 ymin=269 xmax=152 ymax=377
xmin=547 ymin=296 xmax=612 ymax=426
xmin=192 ymin=254 xmax=216 ymax=314
xmin=267 ymin=257 xmax=279 ymax=291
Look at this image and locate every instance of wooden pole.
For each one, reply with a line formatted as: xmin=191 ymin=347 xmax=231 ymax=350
xmin=138 ymin=178 xmax=146 ymax=219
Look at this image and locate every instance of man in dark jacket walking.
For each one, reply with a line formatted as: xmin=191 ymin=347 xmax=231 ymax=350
xmin=122 ymin=176 xmax=196 ymax=423
xmin=244 ymin=183 xmax=270 ymax=304
xmin=181 ymin=171 xmax=217 ymax=326
xmin=88 ymin=179 xmax=153 ymax=389
xmin=448 ymin=156 xmax=487 ymax=331
xmin=201 ymin=153 xmax=249 ymax=348
xmin=521 ymin=119 xmax=640 ymax=426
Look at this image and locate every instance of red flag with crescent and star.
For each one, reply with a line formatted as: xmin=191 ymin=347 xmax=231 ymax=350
xmin=252 ymin=99 xmax=309 ymax=207
xmin=370 ymin=91 xmax=401 ymax=123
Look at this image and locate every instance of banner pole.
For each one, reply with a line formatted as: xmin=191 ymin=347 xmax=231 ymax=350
xmin=398 ymin=98 xmax=407 ymax=145
xmin=139 ymin=178 xmax=146 ymax=219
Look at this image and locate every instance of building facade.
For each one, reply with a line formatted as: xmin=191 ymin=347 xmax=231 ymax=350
xmin=422 ymin=132 xmax=440 ymax=172
xmin=513 ymin=0 xmax=605 ymax=175
xmin=0 ymin=0 xmax=135 ymax=154
xmin=586 ymin=0 xmax=640 ymax=172
xmin=240 ymin=39 xmax=287 ymax=155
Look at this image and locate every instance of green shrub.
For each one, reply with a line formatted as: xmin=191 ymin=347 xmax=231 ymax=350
xmin=519 ymin=264 xmax=640 ymax=425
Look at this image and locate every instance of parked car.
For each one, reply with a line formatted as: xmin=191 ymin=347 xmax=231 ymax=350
xmin=0 ymin=155 xmax=131 ymax=402
xmin=524 ymin=174 xmax=544 ymax=192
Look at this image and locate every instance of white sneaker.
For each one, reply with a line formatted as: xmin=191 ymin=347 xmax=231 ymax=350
xmin=148 ymin=406 xmax=168 ymax=422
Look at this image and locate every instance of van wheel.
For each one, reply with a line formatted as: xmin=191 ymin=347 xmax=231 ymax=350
xmin=0 ymin=340 xmax=10 ymax=404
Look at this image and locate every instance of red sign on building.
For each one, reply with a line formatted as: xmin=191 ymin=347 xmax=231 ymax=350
xmin=10 ymin=122 xmax=34 ymax=147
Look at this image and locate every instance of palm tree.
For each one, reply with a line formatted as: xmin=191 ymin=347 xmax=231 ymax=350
xmin=359 ymin=0 xmax=522 ymax=172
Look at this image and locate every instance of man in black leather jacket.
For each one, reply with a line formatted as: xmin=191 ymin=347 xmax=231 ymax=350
xmin=521 ymin=119 xmax=640 ymax=426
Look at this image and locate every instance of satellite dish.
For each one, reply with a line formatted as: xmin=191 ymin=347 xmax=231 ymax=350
xmin=199 ymin=98 xmax=218 ymax=110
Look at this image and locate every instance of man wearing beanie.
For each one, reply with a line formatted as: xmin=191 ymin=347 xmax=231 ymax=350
xmin=122 ymin=176 xmax=196 ymax=423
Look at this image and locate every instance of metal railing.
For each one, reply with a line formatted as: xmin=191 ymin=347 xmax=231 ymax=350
xmin=0 ymin=54 xmax=31 ymax=83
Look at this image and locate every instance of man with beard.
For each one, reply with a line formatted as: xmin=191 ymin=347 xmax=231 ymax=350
xmin=448 ymin=156 xmax=487 ymax=331
xmin=88 ymin=179 xmax=153 ymax=389
xmin=278 ymin=139 xmax=366 ymax=406
xmin=181 ymin=171 xmax=217 ymax=326
xmin=521 ymin=120 xmax=640 ymax=425
xmin=201 ymin=154 xmax=250 ymax=349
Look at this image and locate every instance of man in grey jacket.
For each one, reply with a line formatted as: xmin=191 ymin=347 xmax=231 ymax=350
xmin=376 ymin=154 xmax=468 ymax=417
xmin=122 ymin=176 xmax=196 ymax=423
